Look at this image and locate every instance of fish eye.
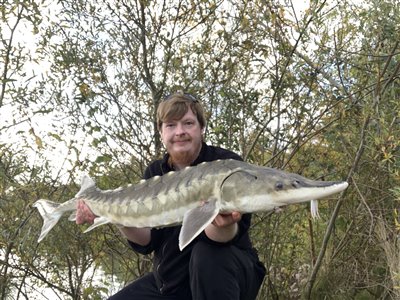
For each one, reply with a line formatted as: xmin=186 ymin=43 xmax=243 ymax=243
xmin=275 ymin=182 xmax=284 ymax=190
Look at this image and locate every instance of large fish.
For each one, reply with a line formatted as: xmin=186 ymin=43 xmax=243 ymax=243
xmin=33 ymin=159 xmax=348 ymax=250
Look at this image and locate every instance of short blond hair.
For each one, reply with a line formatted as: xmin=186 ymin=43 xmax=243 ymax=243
xmin=157 ymin=92 xmax=207 ymax=131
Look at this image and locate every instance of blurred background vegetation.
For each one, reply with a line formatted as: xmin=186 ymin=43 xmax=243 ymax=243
xmin=0 ymin=0 xmax=399 ymax=299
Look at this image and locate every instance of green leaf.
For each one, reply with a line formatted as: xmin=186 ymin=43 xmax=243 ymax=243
xmin=95 ymin=154 xmax=112 ymax=163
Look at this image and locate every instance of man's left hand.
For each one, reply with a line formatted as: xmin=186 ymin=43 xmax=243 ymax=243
xmin=212 ymin=211 xmax=242 ymax=227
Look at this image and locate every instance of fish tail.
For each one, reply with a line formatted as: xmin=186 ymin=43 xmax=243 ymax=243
xmin=33 ymin=175 xmax=95 ymax=243
xmin=33 ymin=199 xmax=68 ymax=242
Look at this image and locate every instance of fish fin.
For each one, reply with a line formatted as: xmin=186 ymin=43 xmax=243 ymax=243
xmin=83 ymin=216 xmax=110 ymax=233
xmin=68 ymin=212 xmax=77 ymax=222
xmin=75 ymin=175 xmax=96 ymax=198
xmin=33 ymin=199 xmax=64 ymax=242
xmin=179 ymin=198 xmax=220 ymax=251
xmin=310 ymin=200 xmax=320 ymax=219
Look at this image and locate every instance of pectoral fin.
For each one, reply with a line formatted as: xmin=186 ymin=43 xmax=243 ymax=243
xmin=179 ymin=198 xmax=220 ymax=251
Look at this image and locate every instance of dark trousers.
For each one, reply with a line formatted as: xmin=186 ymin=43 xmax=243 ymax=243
xmin=109 ymin=240 xmax=265 ymax=300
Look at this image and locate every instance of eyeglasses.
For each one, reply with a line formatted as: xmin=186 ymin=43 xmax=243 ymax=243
xmin=163 ymin=91 xmax=198 ymax=103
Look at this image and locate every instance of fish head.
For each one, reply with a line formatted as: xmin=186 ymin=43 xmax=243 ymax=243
xmin=220 ymin=166 xmax=348 ymax=212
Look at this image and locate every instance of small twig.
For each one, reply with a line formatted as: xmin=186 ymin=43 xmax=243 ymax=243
xmin=352 ymin=177 xmax=374 ymax=236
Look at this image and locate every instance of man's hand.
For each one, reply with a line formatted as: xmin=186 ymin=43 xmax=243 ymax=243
xmin=212 ymin=211 xmax=242 ymax=227
xmin=76 ymin=199 xmax=96 ymax=225
xmin=205 ymin=211 xmax=241 ymax=243
xmin=75 ymin=199 xmax=151 ymax=246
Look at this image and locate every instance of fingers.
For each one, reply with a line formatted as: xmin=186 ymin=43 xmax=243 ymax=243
xmin=231 ymin=211 xmax=242 ymax=222
xmin=212 ymin=212 xmax=242 ymax=227
xmin=76 ymin=199 xmax=96 ymax=225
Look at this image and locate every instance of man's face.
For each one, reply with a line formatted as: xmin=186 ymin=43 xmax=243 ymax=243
xmin=160 ymin=108 xmax=203 ymax=166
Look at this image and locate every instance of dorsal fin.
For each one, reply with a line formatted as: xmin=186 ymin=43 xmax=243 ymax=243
xmin=75 ymin=175 xmax=96 ymax=198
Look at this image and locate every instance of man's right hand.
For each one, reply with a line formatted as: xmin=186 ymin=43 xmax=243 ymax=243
xmin=75 ymin=199 xmax=151 ymax=246
xmin=76 ymin=199 xmax=96 ymax=225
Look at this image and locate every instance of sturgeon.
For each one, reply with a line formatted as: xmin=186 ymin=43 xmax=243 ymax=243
xmin=33 ymin=159 xmax=348 ymax=250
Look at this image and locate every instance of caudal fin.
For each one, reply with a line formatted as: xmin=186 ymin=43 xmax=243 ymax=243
xmin=33 ymin=199 xmax=65 ymax=242
xmin=33 ymin=175 xmax=95 ymax=242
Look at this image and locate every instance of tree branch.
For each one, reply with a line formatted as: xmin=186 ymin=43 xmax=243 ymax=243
xmin=305 ymin=115 xmax=369 ymax=298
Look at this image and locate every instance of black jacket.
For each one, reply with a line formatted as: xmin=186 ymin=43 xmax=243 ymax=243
xmin=129 ymin=143 xmax=256 ymax=294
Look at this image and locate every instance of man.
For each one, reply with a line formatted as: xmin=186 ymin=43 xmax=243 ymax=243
xmin=76 ymin=91 xmax=266 ymax=299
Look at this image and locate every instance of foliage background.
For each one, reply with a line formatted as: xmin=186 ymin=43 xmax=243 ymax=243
xmin=1 ymin=0 xmax=399 ymax=299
